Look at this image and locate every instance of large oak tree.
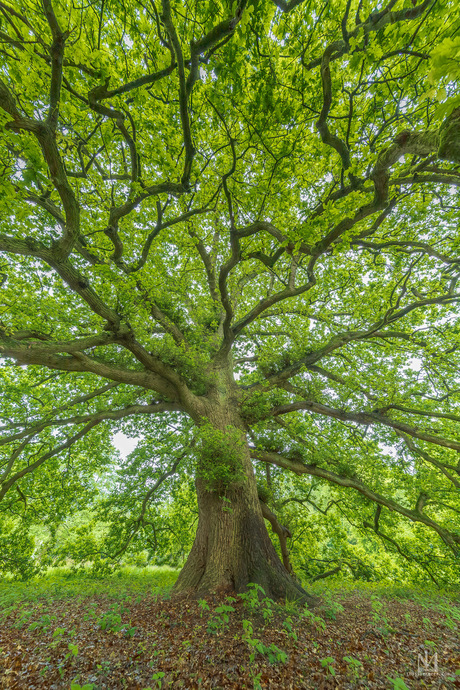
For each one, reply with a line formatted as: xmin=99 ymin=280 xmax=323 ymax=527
xmin=1 ymin=0 xmax=459 ymax=598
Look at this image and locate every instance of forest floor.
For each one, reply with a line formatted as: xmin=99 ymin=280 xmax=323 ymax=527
xmin=0 ymin=568 xmax=459 ymax=690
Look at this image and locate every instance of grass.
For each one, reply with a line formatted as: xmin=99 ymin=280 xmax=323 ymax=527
xmin=308 ymin=577 xmax=460 ymax=611
xmin=1 ymin=565 xmax=459 ymax=613
xmin=0 ymin=565 xmax=180 ymax=610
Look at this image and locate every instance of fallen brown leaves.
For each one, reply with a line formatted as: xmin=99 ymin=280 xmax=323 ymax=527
xmin=1 ymin=589 xmax=459 ymax=689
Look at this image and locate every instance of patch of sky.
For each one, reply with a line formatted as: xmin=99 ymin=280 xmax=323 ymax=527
xmin=378 ymin=442 xmax=398 ymax=459
xmin=112 ymin=431 xmax=139 ymax=459
xmin=407 ymin=357 xmax=422 ymax=372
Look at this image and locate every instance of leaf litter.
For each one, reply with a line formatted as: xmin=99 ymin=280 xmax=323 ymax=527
xmin=1 ymin=586 xmax=459 ymax=689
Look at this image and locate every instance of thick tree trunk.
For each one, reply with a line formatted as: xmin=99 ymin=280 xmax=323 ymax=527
xmin=173 ymin=394 xmax=315 ymax=604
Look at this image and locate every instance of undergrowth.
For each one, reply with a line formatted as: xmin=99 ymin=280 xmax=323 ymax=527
xmin=1 ymin=566 xmax=458 ymax=615
xmin=1 ymin=570 xmax=459 ymax=689
xmin=0 ymin=565 xmax=179 ymax=610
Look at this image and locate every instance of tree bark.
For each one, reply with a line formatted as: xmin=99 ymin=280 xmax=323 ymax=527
xmin=173 ymin=391 xmax=315 ymax=604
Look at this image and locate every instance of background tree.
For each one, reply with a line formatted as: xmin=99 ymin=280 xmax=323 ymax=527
xmin=0 ymin=0 xmax=459 ymax=597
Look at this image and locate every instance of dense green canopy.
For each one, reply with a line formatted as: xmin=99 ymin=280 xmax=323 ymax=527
xmin=0 ymin=0 xmax=459 ymax=588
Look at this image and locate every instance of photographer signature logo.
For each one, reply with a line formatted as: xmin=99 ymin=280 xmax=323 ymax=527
xmin=417 ymin=650 xmax=438 ymax=676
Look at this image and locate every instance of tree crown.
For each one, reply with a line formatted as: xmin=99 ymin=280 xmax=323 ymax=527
xmin=1 ymin=0 xmax=459 ymax=584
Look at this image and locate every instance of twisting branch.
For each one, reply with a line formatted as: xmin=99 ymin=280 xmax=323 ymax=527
xmin=89 ymin=62 xmax=176 ymax=102
xmin=303 ymin=0 xmax=433 ymax=71
xmin=0 ymin=383 xmax=119 ymax=433
xmin=398 ymin=433 xmax=460 ymax=490
xmin=371 ymin=130 xmax=441 ymax=206
xmin=260 ymin=499 xmax=294 ymax=574
xmin=386 ymin=403 xmax=460 ymax=424
xmin=316 ymin=41 xmax=351 ymax=170
xmin=214 ymin=107 xmax=240 ymax=344
xmin=185 ymin=1 xmax=247 ymax=97
xmin=271 ymin=399 xmax=460 ymax=453
xmin=251 ymin=448 xmax=460 ymax=555
xmin=0 ymin=436 xmax=32 ymax=485
xmin=249 ymin=288 xmax=460 ymax=390
xmin=87 ymin=88 xmax=139 ymax=183
xmin=42 ymin=0 xmax=68 ymax=131
xmin=0 ymin=80 xmax=80 ymax=261
xmin=0 ymin=419 xmax=100 ymax=502
xmin=0 ymin=401 xmax=181 ymax=448
xmin=189 ymin=229 xmax=219 ymax=302
xmin=363 ymin=505 xmax=441 ymax=587
xmin=0 ymin=402 xmax=184 ymax=501
xmin=353 ymin=238 xmax=460 ymax=267
xmin=0 ymin=233 xmax=120 ymax=329
xmin=0 ymin=335 xmax=181 ymax=400
xmin=107 ymin=447 xmax=191 ymax=559
xmin=160 ymin=0 xmax=195 ymax=188
xmin=124 ymin=203 xmax=217 ymax=274
xmin=162 ymin=0 xmax=247 ymax=187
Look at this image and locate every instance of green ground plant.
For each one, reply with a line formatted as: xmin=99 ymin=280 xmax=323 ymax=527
xmin=370 ymin=594 xmax=393 ymax=637
xmin=0 ymin=565 xmax=179 ymax=609
xmin=320 ymin=656 xmax=336 ymax=677
xmin=343 ymin=655 xmax=363 ymax=680
xmin=387 ymin=677 xmax=410 ymax=690
xmin=206 ymin=602 xmax=236 ymax=634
